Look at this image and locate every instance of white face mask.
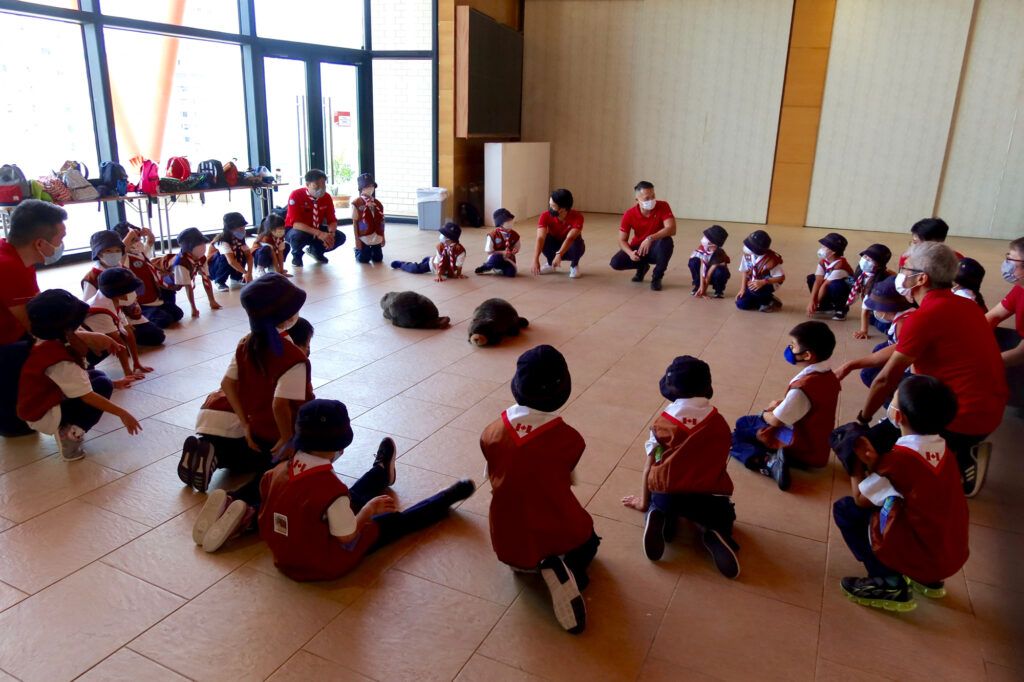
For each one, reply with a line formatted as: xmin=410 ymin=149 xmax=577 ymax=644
xmin=859 ymin=257 xmax=874 ymax=273
xmin=438 ymin=233 xmax=447 ymax=243
xmin=121 ymin=292 xmax=137 ymax=306
xmin=873 ymin=311 xmax=895 ymax=324
xmin=639 ymin=199 xmax=656 ymax=211
xmin=886 ymin=402 xmax=900 ymax=428
xmin=272 ymin=229 xmax=285 ymax=238
xmin=309 ymin=187 xmax=325 ymax=199
xmin=700 ymin=236 xmax=713 ymax=250
xmin=817 ymin=247 xmax=829 ymax=260
xmin=100 ymin=252 xmax=122 ymax=268
xmin=894 ymin=272 xmax=915 ymax=298
xmin=742 ymin=245 xmax=753 ymax=257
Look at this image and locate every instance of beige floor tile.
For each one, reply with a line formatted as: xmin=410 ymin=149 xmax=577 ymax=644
xmin=586 ymin=515 xmax=683 ymax=609
xmin=729 ymin=457 xmax=835 ymax=542
xmin=0 ymin=581 xmax=27 ymax=612
xmin=651 ymin=573 xmax=820 ymax=681
xmin=401 ymin=371 xmax=503 ymax=409
xmin=587 ymin=466 xmax=648 ymax=528
xmin=0 ymin=433 xmax=58 ymax=475
xmin=637 ymin=656 xmax=723 ymax=681
xmin=397 ymin=510 xmax=524 ymax=605
xmin=305 ymin=570 xmax=505 ymax=682
xmin=0 ymin=517 xmax=13 ymax=533
xmin=0 ymin=563 xmax=183 ymax=682
xmin=78 ymin=649 xmax=188 ymax=681
xmin=388 ymin=462 xmax=463 ymax=510
xmin=965 ymin=523 xmax=1024 ymax=593
xmin=268 ymin=651 xmax=372 ymax=682
xmin=102 ymin=505 xmax=264 ymax=599
xmin=130 ymin=344 xmax=218 ymax=378
xmin=130 ymin=567 xmax=343 ymax=681
xmin=353 ymin=395 xmax=462 ymax=440
xmin=966 ymin=580 xmax=1024 ymax=670
xmin=447 ymin=396 xmax=514 ymax=434
xmin=82 ymin=455 xmax=202 ymax=527
xmin=306 ymin=347 xmax=374 ymax=381
xmin=455 ymin=654 xmax=545 ymax=681
xmin=560 ymin=401 xmax=654 ymax=449
xmin=90 ymin=389 xmax=183 ymax=437
xmin=815 ymin=658 xmax=895 ymax=681
xmin=0 ymin=500 xmax=147 ymax=593
xmin=0 ymin=456 xmax=122 ymax=523
xmin=331 ymin=425 xmax=419 ymax=479
xmin=479 ymin=589 xmax=663 ymax=682
xmin=147 ymin=394 xmax=206 ymax=431
xmin=400 ymin=425 xmax=486 ymax=480
xmin=132 ymin=365 xmax=226 ymax=403
xmin=314 ymin=367 xmax=419 ymax=408
xmin=574 ymin=439 xmax=631 ymax=487
xmin=80 ymin=418 xmax=194 ymax=475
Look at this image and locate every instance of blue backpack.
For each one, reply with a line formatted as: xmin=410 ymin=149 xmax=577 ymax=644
xmin=99 ymin=161 xmax=129 ymax=196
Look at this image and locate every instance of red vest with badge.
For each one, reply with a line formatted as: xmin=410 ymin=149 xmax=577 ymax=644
xmin=786 ymin=370 xmax=840 ymax=467
xmin=647 ymin=408 xmax=733 ymax=495
xmin=489 ymin=227 xmax=520 ymax=261
xmin=435 ymin=241 xmax=466 ymax=277
xmin=353 ymin=195 xmax=385 ymax=237
xmin=17 ymin=340 xmax=79 ymax=422
xmin=748 ymin=250 xmax=783 ymax=281
xmin=125 ymin=251 xmax=164 ymax=306
xmin=81 ymin=266 xmax=103 ymax=295
xmin=870 ymin=442 xmax=969 ymax=583
xmin=234 ymin=338 xmax=313 ymax=444
xmin=481 ymin=412 xmax=594 ymax=569
xmin=258 ymin=458 xmax=380 ymax=582
xmin=819 ymin=257 xmax=852 ymax=278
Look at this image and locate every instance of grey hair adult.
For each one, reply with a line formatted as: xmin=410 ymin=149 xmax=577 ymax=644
xmin=906 ymin=241 xmax=957 ymax=288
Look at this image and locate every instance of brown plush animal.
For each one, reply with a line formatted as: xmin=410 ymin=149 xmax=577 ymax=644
xmin=468 ymin=298 xmax=528 ymax=346
xmin=380 ymin=291 xmax=450 ymax=329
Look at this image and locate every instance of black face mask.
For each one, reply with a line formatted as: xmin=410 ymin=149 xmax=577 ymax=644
xmin=548 ymin=208 xmax=559 ymax=218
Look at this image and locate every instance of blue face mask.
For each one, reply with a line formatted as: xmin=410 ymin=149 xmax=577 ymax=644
xmin=41 ymin=240 xmax=65 ymax=266
xmin=232 ymin=229 xmax=246 ymax=240
xmin=783 ymin=346 xmax=803 ymax=365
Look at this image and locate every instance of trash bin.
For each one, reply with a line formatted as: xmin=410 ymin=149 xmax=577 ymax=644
xmin=416 ymin=187 xmax=449 ymax=231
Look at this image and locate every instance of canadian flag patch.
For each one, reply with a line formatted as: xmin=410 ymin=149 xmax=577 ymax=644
xmin=922 ymin=449 xmax=943 ymax=469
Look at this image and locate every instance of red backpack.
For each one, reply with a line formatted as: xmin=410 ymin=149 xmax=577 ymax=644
xmin=138 ymin=160 xmax=160 ymax=195
xmin=223 ymin=161 xmax=239 ymax=187
xmin=166 ymin=157 xmax=191 ymax=180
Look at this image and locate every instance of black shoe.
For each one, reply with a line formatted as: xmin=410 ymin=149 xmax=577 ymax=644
xmin=831 ymin=311 xmax=847 ymax=321
xmin=840 ymin=576 xmax=916 ymax=612
xmin=442 ymin=478 xmax=476 ymax=506
xmin=191 ymin=438 xmax=216 ymax=493
xmin=766 ymin=450 xmax=790 ymax=491
xmin=662 ymin=514 xmax=678 ymax=543
xmin=713 ymin=291 xmax=725 ymax=299
xmin=374 ymin=437 xmax=397 ymax=486
xmin=310 ymin=251 xmax=329 ymax=265
xmin=631 ymin=263 xmax=650 ymax=282
xmin=905 ymin=576 xmax=947 ymax=598
xmin=650 ymin=278 xmax=663 ymax=291
xmin=291 ymin=258 xmax=303 ymax=268
xmin=643 ymin=508 xmax=667 ymax=561
xmin=702 ymin=529 xmax=740 ymax=579
xmin=177 ymin=436 xmax=198 ymax=487
xmin=474 ymin=265 xmax=488 ymax=275
xmin=539 ymin=556 xmax=587 ymax=634
xmin=961 ymin=442 xmax=990 ymax=498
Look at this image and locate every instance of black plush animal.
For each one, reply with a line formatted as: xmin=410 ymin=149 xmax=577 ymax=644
xmin=468 ymin=298 xmax=528 ymax=346
xmin=380 ymin=291 xmax=450 ymax=329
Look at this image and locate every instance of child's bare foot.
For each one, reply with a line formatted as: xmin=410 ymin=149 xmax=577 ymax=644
xmin=134 ymin=364 xmax=155 ymax=374
xmin=191 ymin=308 xmax=201 ymax=318
xmin=210 ymin=301 xmax=223 ymax=310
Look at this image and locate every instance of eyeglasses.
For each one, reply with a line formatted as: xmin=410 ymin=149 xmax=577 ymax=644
xmin=899 ymin=267 xmax=924 ymax=275
xmin=1006 ymin=254 xmax=1024 ymax=264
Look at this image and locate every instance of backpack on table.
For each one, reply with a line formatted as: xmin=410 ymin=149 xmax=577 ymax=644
xmin=0 ymin=164 xmax=31 ymax=205
xmin=137 ymin=159 xmax=160 ymax=195
xmin=166 ymin=157 xmax=191 ymax=181
xmin=197 ymin=159 xmax=224 ymax=187
xmin=223 ymin=161 xmax=239 ymax=187
xmin=98 ymin=161 xmax=129 ymax=196
xmin=58 ymin=161 xmax=99 ymax=201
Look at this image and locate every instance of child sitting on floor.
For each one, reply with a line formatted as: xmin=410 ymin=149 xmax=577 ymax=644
xmin=474 ymin=208 xmax=520 ymax=277
xmin=17 ymin=290 xmax=141 ymax=461
xmin=621 ymin=356 xmax=740 ymax=578
xmin=735 ymin=229 xmax=785 ymax=312
xmin=953 ymin=257 xmax=987 ymax=309
xmin=81 ymin=230 xmax=125 ymax=300
xmin=850 ymin=243 xmax=894 ymax=339
xmin=834 ymin=276 xmax=914 ymax=389
xmin=480 ymin=345 xmax=600 ymax=634
xmin=209 ymin=212 xmax=254 ymax=291
xmin=806 ymin=232 xmax=853 ymax=321
xmin=253 ymin=213 xmax=290 ymax=277
xmin=688 ymin=225 xmax=731 ymax=298
xmin=730 ymin=321 xmax=840 ymax=490
xmin=83 ymin=268 xmax=156 ymax=384
xmin=833 ymin=374 xmax=968 ymax=612
xmin=391 ymin=222 xmax=467 ymax=281
xmin=113 ymin=221 xmax=184 ymax=330
xmin=159 ymin=227 xmax=221 ymax=318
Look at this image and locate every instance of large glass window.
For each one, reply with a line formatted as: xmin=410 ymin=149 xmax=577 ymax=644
xmin=98 ymin=0 xmax=239 ymax=34
xmin=320 ymin=63 xmax=361 ymax=201
xmin=255 ymin=0 xmax=364 ymax=49
xmin=371 ymin=0 xmax=432 ymax=50
xmin=372 ymin=59 xmax=433 ymax=217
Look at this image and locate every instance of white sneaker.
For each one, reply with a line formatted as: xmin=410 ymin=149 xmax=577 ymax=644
xmin=57 ymin=425 xmax=85 ymax=462
xmin=203 ymin=499 xmax=250 ymax=553
xmin=539 ymin=263 xmax=555 ymax=275
xmin=568 ymin=266 xmax=580 ymax=279
xmin=192 ymin=489 xmax=229 ymax=545
xmin=539 ymin=556 xmax=586 ymax=634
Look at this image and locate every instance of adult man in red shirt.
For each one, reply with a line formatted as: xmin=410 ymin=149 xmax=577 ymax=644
xmin=986 ymin=236 xmax=1024 ymax=413
xmin=0 ymin=200 xmax=119 ymax=436
xmin=284 ymin=169 xmax=345 ymax=268
xmin=532 ymin=188 xmax=585 ymax=279
xmin=609 ymin=181 xmax=677 ymax=291
xmin=858 ymin=242 xmax=1007 ymax=497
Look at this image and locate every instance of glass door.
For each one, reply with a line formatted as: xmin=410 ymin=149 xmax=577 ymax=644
xmin=264 ymin=57 xmax=309 ymax=189
xmin=320 ymin=63 xmax=361 ymax=208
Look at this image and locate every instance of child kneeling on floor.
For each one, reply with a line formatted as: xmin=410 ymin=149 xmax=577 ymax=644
xmin=621 ymin=356 xmax=740 ymax=578
xmin=193 ymin=399 xmax=475 ymax=572
xmin=833 ymin=374 xmax=968 ymax=612
xmin=17 ymin=290 xmax=142 ymax=461
xmin=480 ymin=345 xmax=600 ymax=634
xmin=730 ymin=321 xmax=840 ymax=490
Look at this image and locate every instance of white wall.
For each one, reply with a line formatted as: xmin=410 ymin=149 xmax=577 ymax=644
xmin=806 ymin=0 xmax=973 ymax=233
xmin=937 ymin=0 xmax=1024 ymax=240
xmin=484 ymin=142 xmax=550 ymax=227
xmin=521 ymin=0 xmax=793 ymax=223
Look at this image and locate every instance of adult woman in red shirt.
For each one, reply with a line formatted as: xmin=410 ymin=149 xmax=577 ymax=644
xmin=986 ymin=236 xmax=1024 ymax=414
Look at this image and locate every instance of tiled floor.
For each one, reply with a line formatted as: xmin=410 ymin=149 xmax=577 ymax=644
xmin=1 ymin=215 xmax=1021 ymax=681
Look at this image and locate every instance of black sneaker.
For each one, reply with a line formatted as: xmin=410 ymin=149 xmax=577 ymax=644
xmin=650 ymin=278 xmax=663 ymax=291
xmin=643 ymin=508 xmax=667 ymax=561
xmin=177 ymin=436 xmax=198 ymax=487
xmin=631 ymin=263 xmax=650 ymax=282
xmin=310 ymin=250 xmax=329 ymax=265
xmin=702 ymin=529 xmax=740 ymax=579
xmin=905 ymin=576 xmax=946 ymax=599
xmin=374 ymin=437 xmax=397 ymax=485
xmin=840 ymin=576 xmax=916 ymax=612
xmin=832 ymin=311 xmax=847 ymax=321
xmin=539 ymin=556 xmax=587 ymax=634
xmin=766 ymin=450 xmax=790 ymax=491
xmin=713 ymin=291 xmax=725 ymax=299
xmin=474 ymin=265 xmax=488 ymax=275
xmin=191 ymin=438 xmax=216 ymax=493
xmin=662 ymin=514 xmax=678 ymax=542
xmin=442 ymin=478 xmax=476 ymax=506
xmin=291 ymin=257 xmax=303 ymax=268
xmin=961 ymin=441 xmax=991 ymax=498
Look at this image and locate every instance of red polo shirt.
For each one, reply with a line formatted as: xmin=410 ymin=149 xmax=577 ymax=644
xmin=1000 ymin=286 xmax=1024 ymax=336
xmin=896 ymin=288 xmax=1007 ymax=435
xmin=620 ymin=201 xmax=674 ymax=247
xmin=284 ymin=188 xmax=336 ymax=229
xmin=538 ymin=209 xmax=584 ymax=241
xmin=0 ymin=239 xmax=39 ymax=345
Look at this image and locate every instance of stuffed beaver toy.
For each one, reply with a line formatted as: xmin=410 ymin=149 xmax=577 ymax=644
xmin=468 ymin=298 xmax=529 ymax=346
xmin=380 ymin=291 xmax=451 ymax=329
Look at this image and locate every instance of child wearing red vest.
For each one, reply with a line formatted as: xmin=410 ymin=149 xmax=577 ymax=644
xmin=253 ymin=213 xmax=291 ymax=277
xmin=480 ymin=345 xmax=600 ymax=634
xmin=834 ymin=374 xmax=969 ymax=612
xmin=621 ymin=356 xmax=739 ymax=578
xmin=352 ymin=173 xmax=386 ymax=264
xmin=390 ymin=222 xmax=467 ymax=282
xmin=688 ymin=224 xmax=731 ymax=298
xmin=160 ymin=227 xmax=221 ymax=318
xmin=113 ymin=221 xmax=184 ymax=330
xmin=730 ymin=321 xmax=840 ymax=490
xmin=474 ymin=208 xmax=521 ymax=277
xmin=81 ymin=230 xmax=125 ymax=301
xmin=736 ymin=229 xmax=785 ymax=312
xmin=806 ymin=232 xmax=853 ymax=321
xmin=83 ymin=268 xmax=156 ymax=385
xmin=17 ymin=290 xmax=141 ymax=461
xmin=177 ymin=274 xmax=312 ymax=492
xmin=208 ymin=212 xmax=254 ymax=292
